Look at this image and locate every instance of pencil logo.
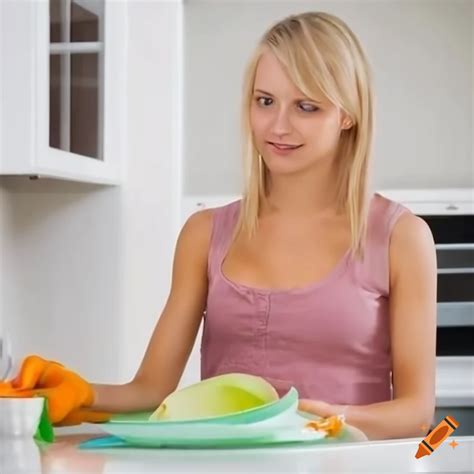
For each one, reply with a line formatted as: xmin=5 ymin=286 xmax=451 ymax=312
xmin=415 ymin=415 xmax=459 ymax=459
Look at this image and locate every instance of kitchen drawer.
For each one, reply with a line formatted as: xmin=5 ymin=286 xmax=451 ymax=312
xmin=436 ymin=247 xmax=474 ymax=269
xmin=437 ymin=273 xmax=474 ymax=302
xmin=437 ymin=303 xmax=474 ymax=327
xmin=421 ymin=215 xmax=474 ymax=244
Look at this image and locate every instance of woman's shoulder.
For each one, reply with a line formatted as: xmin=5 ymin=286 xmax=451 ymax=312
xmin=386 ymin=205 xmax=436 ymax=287
xmin=207 ymin=199 xmax=242 ymax=230
xmin=368 ymin=193 xmax=412 ymax=236
xmin=180 ymin=199 xmax=241 ymax=247
xmin=369 ymin=193 xmax=434 ymax=263
xmin=370 ymin=192 xmax=429 ymax=238
xmin=370 ymin=192 xmax=409 ymax=216
xmin=389 ymin=207 xmax=434 ymax=262
xmin=360 ymin=193 xmax=431 ymax=294
xmin=177 ymin=209 xmax=214 ymax=259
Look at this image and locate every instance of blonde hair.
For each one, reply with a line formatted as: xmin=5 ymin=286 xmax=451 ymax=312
xmin=234 ymin=11 xmax=375 ymax=257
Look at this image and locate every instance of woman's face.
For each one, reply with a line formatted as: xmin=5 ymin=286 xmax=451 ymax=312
xmin=250 ymin=49 xmax=350 ymax=176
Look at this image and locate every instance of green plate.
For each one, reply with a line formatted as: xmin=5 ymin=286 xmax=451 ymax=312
xmin=84 ymin=386 xmax=368 ymax=449
xmin=92 ymin=388 xmax=323 ymax=447
xmin=80 ymin=417 xmax=367 ymax=450
xmin=85 ymin=414 xmax=326 ymax=448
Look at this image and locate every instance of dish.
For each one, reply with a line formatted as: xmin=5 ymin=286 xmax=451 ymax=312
xmin=79 ymin=421 xmax=366 ymax=449
xmin=110 ymin=387 xmax=298 ymax=426
xmin=0 ymin=397 xmax=44 ymax=438
xmin=80 ymin=385 xmax=368 ymax=450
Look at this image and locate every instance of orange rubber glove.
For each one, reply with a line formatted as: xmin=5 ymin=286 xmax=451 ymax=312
xmin=0 ymin=355 xmax=111 ymax=425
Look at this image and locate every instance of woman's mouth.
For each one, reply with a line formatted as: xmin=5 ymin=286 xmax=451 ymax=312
xmin=267 ymin=141 xmax=303 ymax=155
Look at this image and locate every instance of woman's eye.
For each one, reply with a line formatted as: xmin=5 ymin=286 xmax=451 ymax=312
xmin=256 ymin=96 xmax=273 ymax=107
xmin=299 ymin=103 xmax=319 ymax=112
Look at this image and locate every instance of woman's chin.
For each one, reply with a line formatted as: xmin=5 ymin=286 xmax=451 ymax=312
xmin=265 ymin=158 xmax=313 ymax=176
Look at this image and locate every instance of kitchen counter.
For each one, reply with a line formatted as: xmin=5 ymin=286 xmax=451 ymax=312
xmin=2 ymin=431 xmax=473 ymax=473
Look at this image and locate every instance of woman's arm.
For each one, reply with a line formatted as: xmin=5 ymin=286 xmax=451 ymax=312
xmin=300 ymin=212 xmax=437 ymax=440
xmin=91 ymin=209 xmax=213 ymax=413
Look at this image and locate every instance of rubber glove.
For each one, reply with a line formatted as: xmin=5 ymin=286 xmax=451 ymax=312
xmin=0 ymin=355 xmax=111 ymax=425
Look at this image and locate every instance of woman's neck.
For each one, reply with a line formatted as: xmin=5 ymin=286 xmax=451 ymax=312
xmin=262 ymin=161 xmax=341 ymax=217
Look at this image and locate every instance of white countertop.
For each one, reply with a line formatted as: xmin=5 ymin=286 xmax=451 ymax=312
xmin=2 ymin=431 xmax=473 ymax=473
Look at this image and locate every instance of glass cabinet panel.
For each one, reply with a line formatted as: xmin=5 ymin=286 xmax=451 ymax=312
xmin=49 ymin=0 xmax=104 ymax=160
xmin=50 ymin=0 xmax=63 ymax=42
xmin=71 ymin=1 xmax=100 ymax=42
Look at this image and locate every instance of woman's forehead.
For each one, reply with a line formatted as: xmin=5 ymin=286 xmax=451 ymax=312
xmin=254 ymin=51 xmax=294 ymax=90
xmin=253 ymin=50 xmax=325 ymax=102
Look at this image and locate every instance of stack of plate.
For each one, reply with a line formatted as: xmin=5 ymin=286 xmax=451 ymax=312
xmin=80 ymin=388 xmax=367 ymax=449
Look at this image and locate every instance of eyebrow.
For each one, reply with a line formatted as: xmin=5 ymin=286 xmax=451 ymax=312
xmin=254 ymin=89 xmax=322 ymax=104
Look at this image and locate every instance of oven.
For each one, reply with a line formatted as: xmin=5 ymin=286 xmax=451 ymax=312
xmin=428 ymin=214 xmax=474 ymax=357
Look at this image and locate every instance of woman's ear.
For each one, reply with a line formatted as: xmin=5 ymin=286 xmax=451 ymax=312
xmin=339 ymin=110 xmax=353 ymax=130
xmin=341 ymin=117 xmax=353 ymax=130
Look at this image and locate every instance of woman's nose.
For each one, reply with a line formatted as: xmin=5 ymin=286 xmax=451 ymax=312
xmin=270 ymin=109 xmax=293 ymax=137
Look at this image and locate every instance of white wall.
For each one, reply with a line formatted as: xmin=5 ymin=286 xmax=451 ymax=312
xmin=0 ymin=186 xmax=7 ymax=339
xmin=0 ymin=1 xmax=182 ymax=384
xmin=183 ymin=0 xmax=473 ymax=196
xmin=0 ymin=180 xmax=125 ymax=382
xmin=120 ymin=0 xmax=183 ymax=382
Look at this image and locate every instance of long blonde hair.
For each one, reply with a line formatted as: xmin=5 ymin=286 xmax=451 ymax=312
xmin=234 ymin=12 xmax=375 ymax=257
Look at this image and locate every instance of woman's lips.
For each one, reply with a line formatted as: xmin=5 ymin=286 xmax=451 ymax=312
xmin=266 ymin=141 xmax=303 ymax=155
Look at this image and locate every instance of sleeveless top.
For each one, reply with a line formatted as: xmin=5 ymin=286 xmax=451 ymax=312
xmin=200 ymin=193 xmax=409 ymax=405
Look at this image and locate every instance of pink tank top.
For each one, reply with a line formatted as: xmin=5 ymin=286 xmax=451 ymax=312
xmin=200 ymin=193 xmax=409 ymax=405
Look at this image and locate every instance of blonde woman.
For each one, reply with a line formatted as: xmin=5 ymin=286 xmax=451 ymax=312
xmin=1 ymin=12 xmax=437 ymax=440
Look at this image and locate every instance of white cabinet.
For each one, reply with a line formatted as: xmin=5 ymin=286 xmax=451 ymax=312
xmin=0 ymin=0 xmax=127 ymax=184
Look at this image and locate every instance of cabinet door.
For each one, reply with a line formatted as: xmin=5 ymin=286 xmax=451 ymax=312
xmin=36 ymin=0 xmax=127 ymax=184
xmin=49 ymin=0 xmax=104 ymax=161
xmin=0 ymin=0 xmax=127 ymax=184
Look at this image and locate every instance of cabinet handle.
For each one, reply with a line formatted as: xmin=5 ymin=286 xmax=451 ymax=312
xmin=437 ymin=268 xmax=474 ymax=274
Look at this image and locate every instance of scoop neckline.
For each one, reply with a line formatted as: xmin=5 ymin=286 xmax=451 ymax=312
xmin=216 ymin=192 xmax=388 ymax=295
xmin=218 ymin=220 xmax=352 ymax=296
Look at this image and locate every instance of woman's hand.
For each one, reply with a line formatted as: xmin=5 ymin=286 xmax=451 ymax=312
xmin=0 ymin=355 xmax=110 ymax=425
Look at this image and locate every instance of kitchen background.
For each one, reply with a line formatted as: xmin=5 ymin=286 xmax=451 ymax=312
xmin=0 ymin=0 xmax=472 ymax=430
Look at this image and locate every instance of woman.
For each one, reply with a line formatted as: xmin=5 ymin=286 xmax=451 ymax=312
xmin=1 ymin=12 xmax=437 ymax=440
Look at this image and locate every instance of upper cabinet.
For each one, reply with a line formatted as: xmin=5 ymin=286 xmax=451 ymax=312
xmin=0 ymin=0 xmax=127 ymax=184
